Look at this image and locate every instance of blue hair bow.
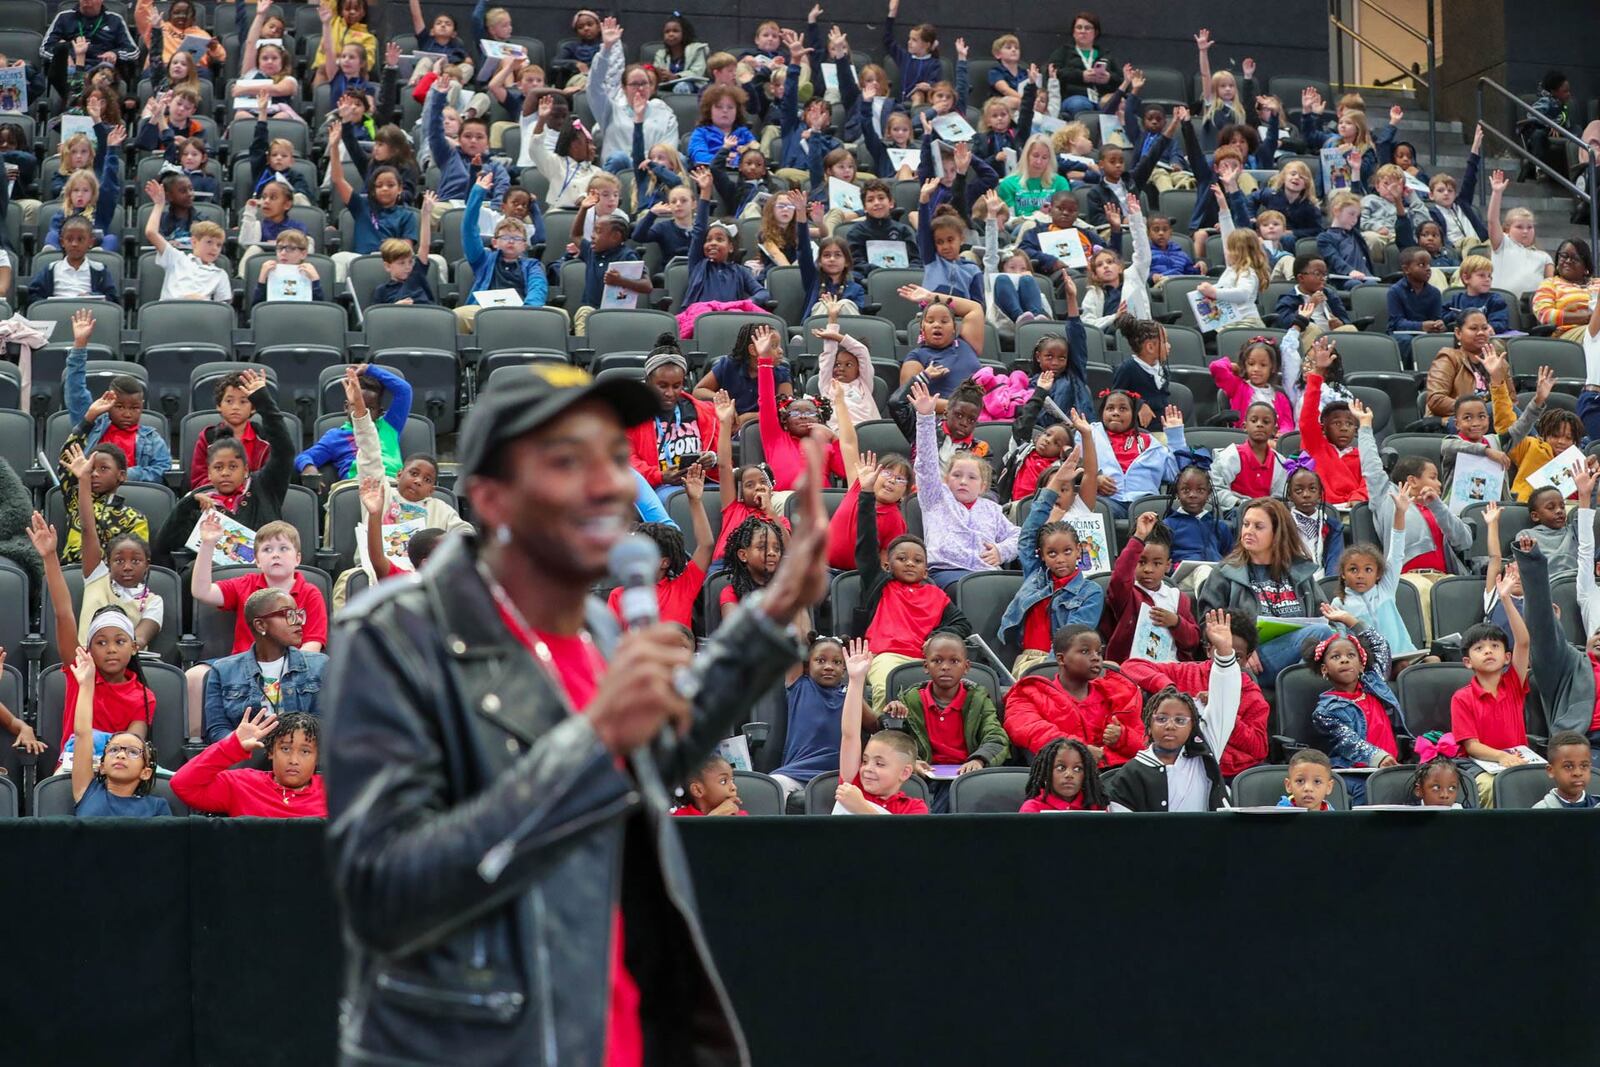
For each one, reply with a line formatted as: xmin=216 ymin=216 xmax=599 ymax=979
xmin=1173 ymin=447 xmax=1212 ymax=472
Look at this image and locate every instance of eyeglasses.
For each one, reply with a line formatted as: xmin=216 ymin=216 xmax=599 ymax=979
xmin=1557 ymin=251 xmax=1584 ymax=263
xmin=259 ymin=608 xmax=307 ymax=624
xmin=104 ymin=744 xmax=146 ymax=759
xmin=1151 ymin=714 xmax=1192 ymax=727
xmin=878 ymin=472 xmax=909 ymax=485
xmin=498 ymin=233 xmax=528 ymax=244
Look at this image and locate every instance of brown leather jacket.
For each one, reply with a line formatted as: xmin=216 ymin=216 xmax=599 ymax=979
xmin=1423 ymin=346 xmax=1498 ymax=418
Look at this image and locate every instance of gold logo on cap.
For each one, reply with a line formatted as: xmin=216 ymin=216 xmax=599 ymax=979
xmin=532 ymin=365 xmax=593 ymax=388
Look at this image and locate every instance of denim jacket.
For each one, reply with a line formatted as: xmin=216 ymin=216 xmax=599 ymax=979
xmin=998 ymin=487 xmax=1106 ymax=649
xmin=65 ymin=346 xmax=172 ymax=482
xmin=1310 ymin=629 xmax=1407 ymax=773
xmin=202 ymin=646 xmax=329 ymax=742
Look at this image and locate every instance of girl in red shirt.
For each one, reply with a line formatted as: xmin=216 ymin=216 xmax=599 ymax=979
xmin=30 ymin=513 xmax=157 ymax=770
xmin=608 ymin=465 xmax=713 ymax=628
xmin=712 ymin=389 xmax=791 ymax=564
xmin=827 ymin=391 xmax=911 ymax=570
xmin=1019 ymin=736 xmax=1107 ymax=811
xmin=718 ymin=514 xmax=787 ymax=623
xmin=171 ymin=708 xmax=327 ymax=818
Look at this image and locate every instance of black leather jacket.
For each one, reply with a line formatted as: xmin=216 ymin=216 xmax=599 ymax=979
xmin=323 ymin=536 xmax=800 ymax=1066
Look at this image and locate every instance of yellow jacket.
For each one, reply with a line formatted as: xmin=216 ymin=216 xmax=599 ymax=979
xmin=1492 ymin=381 xmax=1552 ymax=502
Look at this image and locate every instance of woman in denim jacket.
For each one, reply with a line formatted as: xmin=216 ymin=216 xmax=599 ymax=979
xmin=201 ymin=587 xmax=326 ymax=743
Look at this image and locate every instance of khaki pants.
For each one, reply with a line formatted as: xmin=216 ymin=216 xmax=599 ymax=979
xmin=1011 ymin=648 xmax=1052 ymax=679
xmin=573 ymin=305 xmax=596 ymax=336
xmin=866 ymin=652 xmax=919 ymax=714
xmin=1147 ymin=169 xmax=1196 ymax=193
xmin=1475 ymin=769 xmax=1497 ymax=808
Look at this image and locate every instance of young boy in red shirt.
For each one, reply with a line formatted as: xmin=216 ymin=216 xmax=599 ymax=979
xmin=834 ymin=637 xmax=929 ymax=814
xmin=193 ymin=519 xmax=330 ymax=654
xmin=171 ymin=708 xmax=325 ymax=817
xmin=189 ymin=371 xmax=273 ymax=490
xmin=670 ymin=754 xmax=747 ymax=816
xmin=1100 ymin=512 xmax=1200 ymax=662
xmin=1451 ymin=590 xmax=1532 ymax=807
xmin=1005 ymin=624 xmax=1145 ymax=767
xmin=881 ymin=631 xmax=1009 ymax=811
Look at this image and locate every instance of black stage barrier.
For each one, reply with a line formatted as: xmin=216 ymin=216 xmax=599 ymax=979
xmin=4 ymin=813 xmax=1599 ymax=1065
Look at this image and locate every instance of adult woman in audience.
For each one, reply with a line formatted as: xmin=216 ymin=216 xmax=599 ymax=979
xmin=587 ymin=17 xmax=679 ymax=174
xmin=1423 ymin=307 xmax=1499 ymax=420
xmin=1198 ymin=497 xmax=1333 ymax=686
xmin=1531 ymin=238 xmax=1594 ymax=342
xmin=1047 ymin=12 xmax=1117 ymax=120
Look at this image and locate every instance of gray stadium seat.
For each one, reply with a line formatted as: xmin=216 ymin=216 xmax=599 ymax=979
xmin=1231 ymin=763 xmax=1350 ymax=809
xmin=731 ymin=770 xmax=783 ymax=815
xmin=33 ymin=660 xmax=189 ymax=772
xmin=1493 ymin=763 xmax=1557 ymax=809
xmin=803 ymin=768 xmax=929 ymax=814
xmin=948 ymin=767 xmax=1033 ymax=813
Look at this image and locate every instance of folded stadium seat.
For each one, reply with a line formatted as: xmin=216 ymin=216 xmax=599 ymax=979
xmin=1126 ymin=494 xmax=1171 ymax=531
xmin=699 ymin=568 xmax=732 ymax=635
xmin=1159 ymin=276 xmax=1210 ymax=333
xmin=1507 ymin=335 xmax=1586 ymax=388
xmin=470 ymin=306 xmax=573 ymax=382
xmin=323 ymin=480 xmax=461 ymax=575
xmin=361 ymin=305 xmax=462 ymax=432
xmin=763 ymin=265 xmax=806 ymax=327
xmin=0 ymin=558 xmax=28 ymax=674
xmin=538 ymin=212 xmax=577 ymax=265
xmin=1460 ymin=501 xmax=1529 ymax=561
xmin=689 ymin=310 xmax=784 ymax=366
xmin=659 ymin=259 xmax=690 ymax=312
xmin=949 ymin=767 xmax=1032 ymax=813
xmin=1377 ymin=433 xmax=1444 ymax=473
xmin=33 ymin=770 xmax=190 ymax=816
xmin=1406 ymin=331 xmax=1456 ymax=377
xmin=1393 ymin=660 xmax=1471 ymax=738
xmin=135 ymin=300 xmax=237 ymax=423
xmin=1362 ymin=764 xmax=1441 ymax=806
xmin=863 ymin=268 xmax=928 ymax=337
xmin=178 ymin=410 xmax=303 ymax=489
xmin=590 ymin=354 xmax=650 ymax=377
xmin=735 ymin=421 xmax=763 ymax=468
xmin=1259 ymin=280 xmax=1299 ymax=320
xmin=731 ymin=770 xmax=784 ymax=815
xmin=578 ymin=308 xmax=679 ymax=365
xmin=850 ymin=418 xmax=911 ymax=459
xmin=972 ymin=421 xmax=1012 ymax=476
xmin=310 ymin=414 xmax=436 ymax=481
xmin=952 ymin=571 xmax=1025 ymax=671
xmin=1426 ymin=575 xmax=1487 ymax=644
xmin=190 ymin=564 xmax=332 ymax=664
xmin=552 ymin=258 xmax=586 ymax=309
xmin=1492 ymin=764 xmax=1557 ymax=809
xmin=187 ymin=361 xmax=276 ymax=413
xmin=1153 ymin=188 xmax=1198 ymax=235
xmin=1550 ymin=573 xmax=1585 ymax=645
xmin=42 ymin=408 xmax=166 ymax=472
xmin=1177 ymin=425 xmax=1246 ymax=453
xmin=1272 ymin=664 xmax=1326 ymax=761
xmin=799 ymin=313 xmax=898 ymax=367
xmin=1346 ymin=284 xmax=1390 ymax=333
xmin=34 ymin=660 xmax=189 ymax=771
xmin=38 ymin=563 xmax=183 ymax=668
xmin=884 ymin=660 xmax=1004 ymax=711
xmin=803 ymin=768 xmax=930 ymax=814
xmin=23 ymin=298 xmax=123 ymax=412
xmin=438 ymin=209 xmax=473 ymax=269
xmin=1231 ymin=764 xmax=1351 ymax=809
xmin=0 ymin=361 xmax=18 ymax=409
xmin=250 ymin=301 xmax=351 ymax=425
xmin=281 ymin=483 xmax=324 ymax=570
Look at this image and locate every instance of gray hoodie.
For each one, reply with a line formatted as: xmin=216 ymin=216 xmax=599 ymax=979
xmin=1514 ymin=542 xmax=1595 ymax=735
xmin=1358 ymin=426 xmax=1473 ymax=573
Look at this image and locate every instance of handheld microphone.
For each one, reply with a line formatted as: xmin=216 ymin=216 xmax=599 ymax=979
xmin=609 ymin=534 xmax=662 ymax=630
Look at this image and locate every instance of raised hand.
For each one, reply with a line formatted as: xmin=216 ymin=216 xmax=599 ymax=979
xmin=857 ymin=454 xmax=881 ymax=492
xmin=26 ymin=512 xmax=56 ymax=557
xmin=909 ymin=380 xmax=936 ymax=416
xmin=385 ymin=40 xmax=401 ymax=68
xmin=85 ymin=389 xmax=117 ymax=422
xmin=359 ymin=474 xmax=385 ymax=517
xmin=691 ymin=166 xmax=714 ymax=197
xmin=1490 ymin=169 xmax=1509 ymax=194
xmin=1389 ymin=104 xmax=1403 ymax=125
xmin=599 ymin=15 xmax=622 ymax=46
xmin=1193 ymin=28 xmax=1213 ymax=51
xmin=1161 ymin=404 xmax=1184 ymax=429
xmin=1102 ymin=200 xmax=1122 ymax=230
xmin=1134 ymin=510 xmax=1159 ymax=540
xmin=952 ymin=142 xmax=972 ymax=174
xmin=64 ymin=443 xmax=91 ymax=482
xmin=682 ymin=462 xmax=706 ymax=500
xmin=198 ymin=508 xmax=225 ymax=546
xmin=1571 ymin=461 xmax=1595 ymax=503
xmin=954 ymin=37 xmax=968 ymax=61
xmin=1348 ymin=397 xmax=1373 ymax=427
xmin=1535 ymin=365 xmax=1555 ymax=405
xmin=1480 ymin=345 xmax=1507 ymax=383
xmin=845 ymin=636 xmax=871 ymax=679
xmin=713 ymin=388 xmax=736 ymax=425
xmin=751 ymin=323 xmax=783 ymax=361
xmin=234 ymin=707 xmax=279 ymax=751
xmin=70 ymin=646 xmax=95 ymax=687
xmin=1203 ymin=609 xmax=1233 ymax=652
xmin=144 ymin=178 xmax=166 ymax=206
xmin=1241 ymin=57 xmax=1256 ymax=80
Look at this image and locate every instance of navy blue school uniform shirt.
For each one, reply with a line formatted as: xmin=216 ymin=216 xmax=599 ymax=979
xmin=709 ymin=354 xmax=790 ymax=416
xmin=1444 ymin=290 xmax=1510 ymax=333
xmin=1110 ymin=356 xmax=1170 ymax=421
xmin=631 ymin=214 xmax=692 ymax=259
xmin=576 ymin=240 xmax=641 ymax=310
xmin=1165 ymin=510 xmax=1235 ymax=562
xmin=1386 ymin=279 xmax=1444 ymax=332
xmin=75 ymin=778 xmax=171 ymax=817
xmin=370 ymin=259 xmax=435 ymax=306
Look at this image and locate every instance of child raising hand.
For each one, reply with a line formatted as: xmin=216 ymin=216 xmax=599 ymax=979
xmin=835 ymin=637 xmax=929 ymax=814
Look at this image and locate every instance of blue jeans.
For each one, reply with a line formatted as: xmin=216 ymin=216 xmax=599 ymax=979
xmin=993 ymin=274 xmax=1049 ymax=321
xmin=929 ymin=566 xmax=972 ymax=591
xmin=1062 ymin=94 xmax=1097 ymax=118
xmin=602 ymin=152 xmax=633 ymax=174
xmin=1101 ymin=497 xmax=1130 ymax=520
xmin=1579 ymin=390 xmax=1600 ymax=443
xmin=1256 ymin=621 xmax=1336 ymax=688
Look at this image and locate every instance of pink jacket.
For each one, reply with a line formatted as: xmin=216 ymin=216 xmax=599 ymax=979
xmin=1208 ymin=357 xmax=1294 ymax=433
xmin=972 ymin=366 xmax=1034 ymax=422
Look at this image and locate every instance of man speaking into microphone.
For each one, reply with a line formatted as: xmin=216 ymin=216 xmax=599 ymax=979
xmin=322 ymin=363 xmax=829 ymax=1066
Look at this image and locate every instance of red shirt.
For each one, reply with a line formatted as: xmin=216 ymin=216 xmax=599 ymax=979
xmin=1355 ymin=689 xmax=1399 ymax=761
xmin=1297 ymin=374 xmax=1367 ymax=504
xmin=169 ymin=732 xmax=327 ymax=816
xmin=216 ymin=572 xmax=330 ymax=653
xmin=1404 ymin=505 xmax=1448 ymax=573
xmin=920 ymin=683 xmax=968 ymax=764
xmin=864 ymin=581 xmax=950 ymax=658
xmin=495 ymin=605 xmax=640 ymax=1067
xmin=190 ymin=420 xmax=270 ymax=490
xmin=1011 ymin=451 xmax=1054 ymax=501
xmin=826 ymin=492 xmax=906 ymax=570
xmin=1450 ymin=668 xmax=1529 ymax=751
xmin=607 ymin=560 xmax=706 ymax=629
xmin=669 ymin=804 xmax=748 ymax=816
xmin=1003 ymin=671 xmax=1145 ymax=766
xmin=1022 ymin=574 xmax=1072 ymax=652
xmin=710 ymin=502 xmax=791 ymax=561
xmin=718 ymin=584 xmax=739 ymax=608
xmin=1231 ymin=443 xmax=1279 ymax=500
xmin=848 ymin=772 xmax=929 ymax=814
xmin=1105 ymin=428 xmax=1150 ymax=472
xmin=60 ymin=670 xmax=157 ymax=754
xmin=1019 ymin=790 xmax=1088 ymax=813
xmin=98 ymin=421 xmax=140 ymax=469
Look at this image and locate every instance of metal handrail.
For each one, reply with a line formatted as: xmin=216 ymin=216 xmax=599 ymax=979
xmin=1476 ymin=76 xmax=1598 ymax=256
xmin=1329 ymin=0 xmax=1436 ymax=165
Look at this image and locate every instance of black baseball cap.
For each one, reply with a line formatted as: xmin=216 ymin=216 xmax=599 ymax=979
xmin=457 ymin=363 xmax=658 ymax=480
